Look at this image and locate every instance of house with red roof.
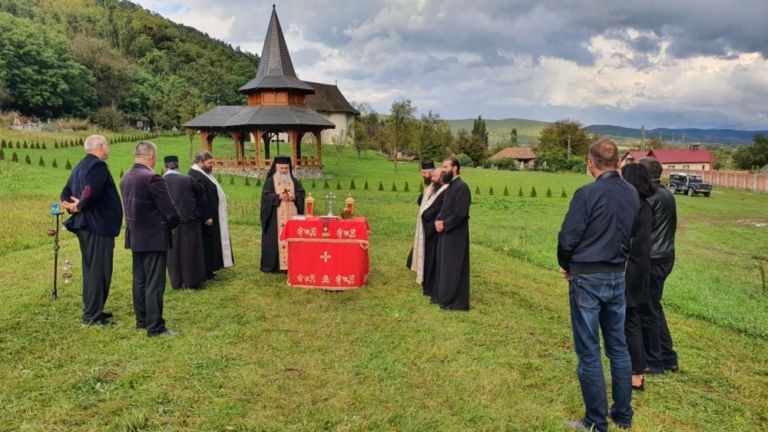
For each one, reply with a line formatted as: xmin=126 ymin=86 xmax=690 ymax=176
xmin=647 ymin=145 xmax=713 ymax=171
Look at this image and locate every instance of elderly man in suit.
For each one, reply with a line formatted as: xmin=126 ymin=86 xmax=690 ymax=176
xmin=60 ymin=135 xmax=122 ymax=326
xmin=120 ymin=141 xmax=180 ymax=337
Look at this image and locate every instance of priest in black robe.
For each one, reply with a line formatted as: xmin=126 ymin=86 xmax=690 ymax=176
xmin=163 ymin=155 xmax=207 ymax=289
xmin=433 ymin=157 xmax=472 ymax=311
xmin=406 ymin=160 xmax=436 ymax=269
xmin=188 ymin=150 xmax=234 ymax=279
xmin=418 ymin=169 xmax=448 ymax=297
xmin=260 ymin=156 xmax=305 ymax=273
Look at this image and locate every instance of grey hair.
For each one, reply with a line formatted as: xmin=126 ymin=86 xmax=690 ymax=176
xmin=83 ymin=135 xmax=107 ymax=153
xmin=194 ymin=150 xmax=214 ymax=163
xmin=134 ymin=141 xmax=157 ymax=159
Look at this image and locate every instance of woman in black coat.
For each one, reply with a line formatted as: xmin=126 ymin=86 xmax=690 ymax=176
xmin=622 ymin=163 xmax=656 ymax=391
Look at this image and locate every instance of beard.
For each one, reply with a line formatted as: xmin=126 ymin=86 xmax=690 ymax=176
xmin=277 ymin=172 xmax=291 ymax=183
xmin=432 ymin=179 xmax=441 ymax=187
xmin=202 ymin=165 xmax=212 ymax=174
xmin=423 ymin=176 xmax=431 ymax=186
xmin=440 ymin=171 xmax=453 ymax=184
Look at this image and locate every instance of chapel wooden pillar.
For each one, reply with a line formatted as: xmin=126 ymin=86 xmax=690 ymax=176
xmin=252 ymin=130 xmax=263 ymax=168
xmin=313 ymin=130 xmax=323 ymax=167
xmin=296 ymin=132 xmax=305 ymax=165
xmin=229 ymin=131 xmax=243 ymax=164
xmin=200 ymin=131 xmax=215 ymax=152
xmin=289 ymin=130 xmax=299 ymax=167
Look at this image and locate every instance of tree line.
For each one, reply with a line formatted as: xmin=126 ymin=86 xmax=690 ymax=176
xmin=0 ymin=0 xmax=258 ymax=129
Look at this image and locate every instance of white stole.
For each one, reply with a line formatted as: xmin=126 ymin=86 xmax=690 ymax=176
xmin=411 ymin=183 xmax=449 ymax=283
xmin=191 ymin=165 xmax=233 ymax=268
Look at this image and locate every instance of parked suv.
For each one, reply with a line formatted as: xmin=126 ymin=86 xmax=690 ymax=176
xmin=667 ymin=173 xmax=712 ymax=197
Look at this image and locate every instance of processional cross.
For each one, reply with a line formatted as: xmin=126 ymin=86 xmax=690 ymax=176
xmin=325 ymin=192 xmax=336 ymax=216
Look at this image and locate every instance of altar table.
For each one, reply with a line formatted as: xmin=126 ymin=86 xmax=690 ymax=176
xmin=279 ymin=217 xmax=370 ymax=290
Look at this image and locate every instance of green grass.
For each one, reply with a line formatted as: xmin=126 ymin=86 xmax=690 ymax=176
xmin=0 ymin=136 xmax=767 ymax=430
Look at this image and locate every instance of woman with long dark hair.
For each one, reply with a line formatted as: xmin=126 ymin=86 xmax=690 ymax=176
xmin=621 ymin=163 xmax=656 ymax=391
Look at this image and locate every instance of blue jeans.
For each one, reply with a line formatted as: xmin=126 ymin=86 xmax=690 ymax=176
xmin=569 ymin=272 xmax=633 ymax=431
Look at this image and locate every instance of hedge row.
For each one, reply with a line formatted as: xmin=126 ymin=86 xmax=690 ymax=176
xmin=0 ymin=131 xmax=183 ymax=151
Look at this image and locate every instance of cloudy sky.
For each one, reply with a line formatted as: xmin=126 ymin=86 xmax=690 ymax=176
xmin=134 ymin=0 xmax=768 ymax=129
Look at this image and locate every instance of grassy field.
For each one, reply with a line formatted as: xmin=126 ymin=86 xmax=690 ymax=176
xmin=0 ymin=135 xmax=767 ymax=431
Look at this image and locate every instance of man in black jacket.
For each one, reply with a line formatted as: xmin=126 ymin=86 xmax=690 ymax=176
xmin=60 ymin=135 xmax=122 ymax=326
xmin=120 ymin=141 xmax=180 ymax=337
xmin=558 ymin=139 xmax=639 ymax=432
xmin=638 ymin=157 xmax=679 ymax=374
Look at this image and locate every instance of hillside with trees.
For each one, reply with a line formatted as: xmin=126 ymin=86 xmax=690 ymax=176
xmin=0 ymin=0 xmax=259 ymax=129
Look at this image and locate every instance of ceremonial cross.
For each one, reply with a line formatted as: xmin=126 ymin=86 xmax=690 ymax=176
xmin=325 ymin=192 xmax=336 ymax=216
xmin=320 ymin=251 xmax=332 ymax=264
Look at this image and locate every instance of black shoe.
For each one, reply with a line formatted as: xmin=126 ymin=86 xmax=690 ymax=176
xmin=644 ymin=366 xmax=665 ymax=375
xmin=136 ymin=323 xmax=146 ymax=330
xmin=83 ymin=317 xmax=111 ymax=326
xmin=665 ymin=363 xmax=680 ymax=373
xmin=148 ymin=329 xmax=178 ymax=338
xmin=100 ymin=312 xmax=114 ymax=319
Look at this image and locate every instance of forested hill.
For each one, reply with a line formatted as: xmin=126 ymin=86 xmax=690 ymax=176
xmin=0 ymin=0 xmax=259 ymax=127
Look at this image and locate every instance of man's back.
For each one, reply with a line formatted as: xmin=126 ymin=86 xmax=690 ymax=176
xmin=61 ymin=154 xmax=122 ymax=237
xmin=120 ymin=164 xmax=179 ymax=252
xmin=165 ymin=173 xmax=202 ymax=223
xmin=558 ymin=171 xmax=639 ymax=273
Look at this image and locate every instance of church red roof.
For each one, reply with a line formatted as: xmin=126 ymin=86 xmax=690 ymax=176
xmin=648 ymin=148 xmax=712 ymax=164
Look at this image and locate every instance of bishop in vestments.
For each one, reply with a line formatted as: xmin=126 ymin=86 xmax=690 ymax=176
xmin=260 ymin=156 xmax=306 ymax=273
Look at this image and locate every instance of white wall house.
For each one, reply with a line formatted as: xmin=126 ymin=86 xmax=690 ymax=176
xmin=304 ymin=82 xmax=360 ymax=144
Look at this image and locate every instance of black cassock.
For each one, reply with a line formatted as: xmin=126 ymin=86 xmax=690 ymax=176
xmin=420 ymin=190 xmax=445 ymax=297
xmin=165 ymin=173 xmax=207 ymax=289
xmin=260 ymin=175 xmax=305 ymax=272
xmin=432 ymin=177 xmax=471 ymax=310
xmin=188 ymin=169 xmax=224 ymax=278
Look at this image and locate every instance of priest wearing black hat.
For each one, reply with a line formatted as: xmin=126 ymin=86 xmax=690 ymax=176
xmin=163 ymin=155 xmax=206 ymax=289
xmin=260 ymin=156 xmax=306 ymax=273
xmin=407 ymin=160 xmax=436 ymax=269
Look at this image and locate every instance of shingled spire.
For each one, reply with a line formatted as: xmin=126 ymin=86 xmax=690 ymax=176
xmin=239 ymin=5 xmax=315 ymax=94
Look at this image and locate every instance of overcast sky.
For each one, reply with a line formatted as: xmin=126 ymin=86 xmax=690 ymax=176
xmin=134 ymin=0 xmax=768 ymax=129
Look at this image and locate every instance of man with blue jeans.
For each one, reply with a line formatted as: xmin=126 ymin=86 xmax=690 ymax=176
xmin=558 ymin=138 xmax=640 ymax=431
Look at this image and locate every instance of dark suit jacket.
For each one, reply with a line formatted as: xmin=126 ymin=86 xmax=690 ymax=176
xmin=120 ymin=163 xmax=180 ymax=252
xmin=60 ymin=154 xmax=122 ymax=237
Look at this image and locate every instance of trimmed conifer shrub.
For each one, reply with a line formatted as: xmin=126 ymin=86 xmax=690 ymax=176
xmin=25 ymin=154 xmax=31 ymax=164
xmin=404 ymin=181 xmax=409 ymax=192
xmin=0 ymin=139 xmax=5 ymax=148
xmin=38 ymin=156 xmax=45 ymax=167
xmin=16 ymin=141 xmax=20 ymax=148
xmin=489 ymin=187 xmax=495 ymax=196
xmin=561 ymin=188 xmax=567 ymax=198
xmin=378 ymin=181 xmax=384 ymax=191
xmin=42 ymin=143 xmax=46 ymax=150
xmin=323 ymin=179 xmax=330 ymax=189
xmin=229 ymin=176 xmax=235 ymax=185
xmin=503 ymin=186 xmax=510 ymax=196
xmin=530 ymin=186 xmax=537 ymax=197
xmin=0 ymin=149 xmax=4 ymax=160
xmin=12 ymin=152 xmax=19 ymax=162
xmin=54 ymin=143 xmax=59 ymax=149
xmin=23 ymin=141 xmax=28 ymax=149
xmin=518 ymin=186 xmax=524 ymax=197
xmin=336 ymin=180 xmax=342 ymax=190
xmin=256 ymin=178 xmax=262 ymax=186
xmin=364 ymin=180 xmax=369 ymax=190
xmin=391 ymin=181 xmax=397 ymax=192
xmin=216 ymin=174 xmax=223 ymax=183
xmin=350 ymin=179 xmax=356 ymax=190
xmin=245 ymin=176 xmax=251 ymax=186
xmin=311 ymin=180 xmax=316 ymax=188
xmin=546 ymin=187 xmax=552 ymax=197
xmin=65 ymin=159 xmax=72 ymax=170
xmin=52 ymin=159 xmax=58 ymax=168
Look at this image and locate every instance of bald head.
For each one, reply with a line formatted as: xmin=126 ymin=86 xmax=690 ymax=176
xmin=134 ymin=141 xmax=157 ymax=169
xmin=588 ymin=138 xmax=619 ymax=171
xmin=83 ymin=135 xmax=109 ymax=161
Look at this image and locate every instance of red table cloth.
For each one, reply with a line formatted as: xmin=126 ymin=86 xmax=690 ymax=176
xmin=279 ymin=217 xmax=370 ymax=290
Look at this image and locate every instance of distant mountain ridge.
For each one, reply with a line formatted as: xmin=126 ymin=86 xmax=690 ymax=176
xmin=444 ymin=118 xmax=766 ymax=147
